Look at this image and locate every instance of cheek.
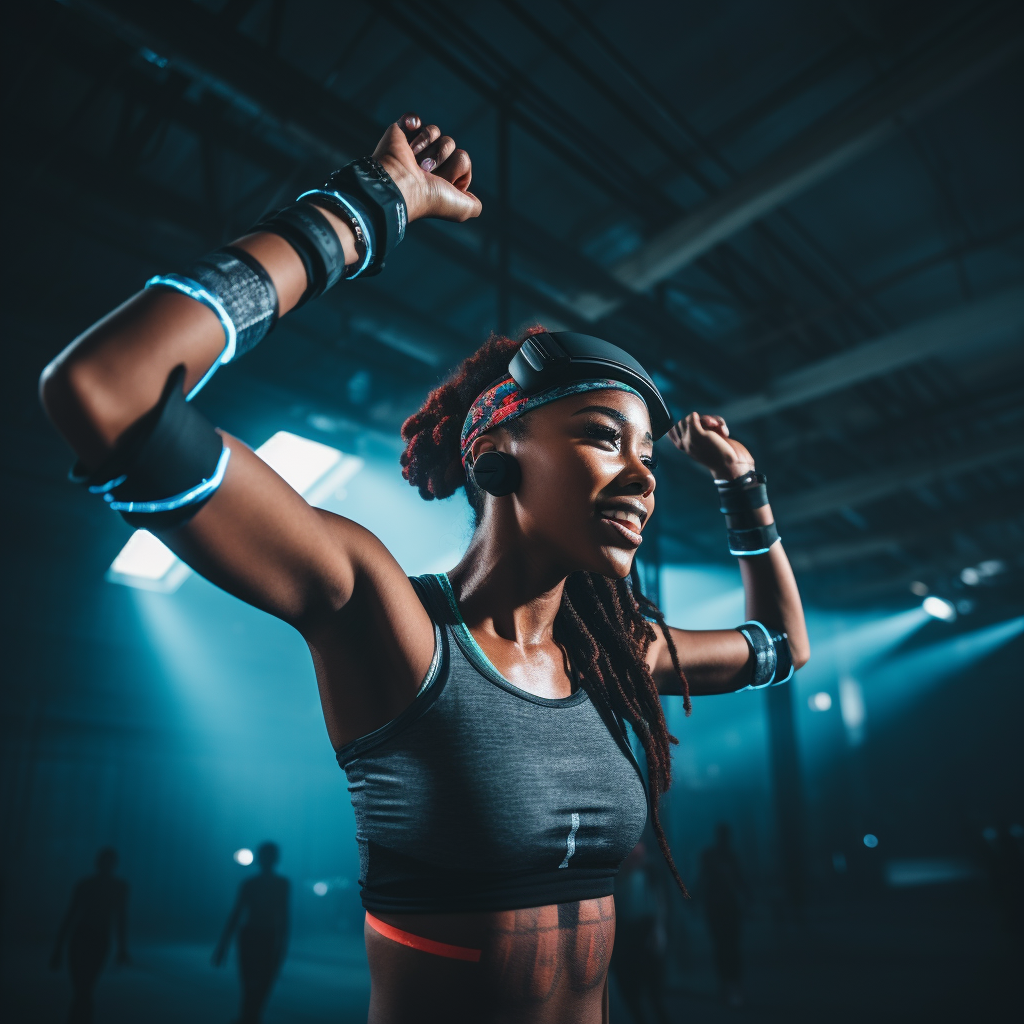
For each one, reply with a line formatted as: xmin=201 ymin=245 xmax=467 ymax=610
xmin=518 ymin=449 xmax=599 ymax=519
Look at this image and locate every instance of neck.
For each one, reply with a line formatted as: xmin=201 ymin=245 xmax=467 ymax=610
xmin=448 ymin=511 xmax=568 ymax=647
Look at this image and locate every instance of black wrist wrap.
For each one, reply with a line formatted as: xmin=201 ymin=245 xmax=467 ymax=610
xmin=727 ymin=521 xmax=780 ymax=557
xmin=258 ymin=202 xmax=345 ymax=305
xmin=324 ymin=158 xmax=407 ymax=276
xmin=716 ymin=471 xmax=768 ymax=515
xmin=70 ymin=366 xmax=226 ymax=530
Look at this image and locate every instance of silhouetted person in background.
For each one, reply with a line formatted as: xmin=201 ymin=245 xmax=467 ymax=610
xmin=611 ymin=840 xmax=672 ymax=1024
xmin=698 ymin=823 xmax=747 ymax=1007
xmin=213 ymin=842 xmax=290 ymax=1024
xmin=987 ymin=825 xmax=1024 ymax=943
xmin=50 ymin=847 xmax=129 ymax=1024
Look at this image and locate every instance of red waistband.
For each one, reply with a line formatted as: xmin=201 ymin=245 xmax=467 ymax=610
xmin=365 ymin=911 xmax=482 ymax=962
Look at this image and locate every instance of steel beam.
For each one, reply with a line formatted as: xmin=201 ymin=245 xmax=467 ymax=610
xmin=775 ymin=433 xmax=1024 ymax=525
xmin=601 ymin=6 xmax=1024 ymax=304
xmin=718 ymin=286 xmax=1024 ymax=425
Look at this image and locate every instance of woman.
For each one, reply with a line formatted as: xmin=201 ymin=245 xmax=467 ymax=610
xmin=40 ymin=113 xmax=808 ymax=1023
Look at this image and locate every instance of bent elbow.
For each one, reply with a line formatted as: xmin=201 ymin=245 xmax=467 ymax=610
xmin=791 ymin=642 xmax=810 ymax=672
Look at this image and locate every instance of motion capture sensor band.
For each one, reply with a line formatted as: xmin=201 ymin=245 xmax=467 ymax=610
xmin=727 ymin=521 xmax=780 ymax=557
xmin=509 ymin=332 xmax=672 ymax=438
xmin=715 ymin=471 xmax=768 ymax=516
xmin=296 ymin=188 xmax=373 ymax=279
xmin=735 ymin=620 xmax=794 ymax=688
xmin=69 ymin=366 xmax=229 ymax=529
xmin=460 ymin=375 xmax=644 ymax=467
xmin=321 ymin=157 xmax=407 ymax=276
xmin=146 ymin=247 xmax=278 ymax=399
xmin=257 ymin=201 xmax=345 ymax=305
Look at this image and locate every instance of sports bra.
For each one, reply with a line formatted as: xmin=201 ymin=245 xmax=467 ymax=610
xmin=335 ymin=573 xmax=648 ymax=914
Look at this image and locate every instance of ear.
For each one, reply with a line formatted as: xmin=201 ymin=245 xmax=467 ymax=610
xmin=468 ymin=433 xmax=500 ymax=465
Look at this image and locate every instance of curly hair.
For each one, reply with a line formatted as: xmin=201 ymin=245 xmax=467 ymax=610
xmin=400 ymin=328 xmax=692 ymax=895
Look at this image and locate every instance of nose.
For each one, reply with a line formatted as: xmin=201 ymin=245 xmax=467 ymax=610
xmin=622 ymin=450 xmax=656 ymax=498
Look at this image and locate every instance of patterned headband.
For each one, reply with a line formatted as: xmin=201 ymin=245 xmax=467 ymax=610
xmin=460 ymin=375 xmax=644 ymax=466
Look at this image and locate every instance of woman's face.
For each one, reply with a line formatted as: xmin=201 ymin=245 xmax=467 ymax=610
xmin=476 ymin=389 xmax=657 ymax=579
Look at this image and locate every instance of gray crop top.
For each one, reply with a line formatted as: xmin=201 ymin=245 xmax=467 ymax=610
xmin=335 ymin=573 xmax=648 ymax=914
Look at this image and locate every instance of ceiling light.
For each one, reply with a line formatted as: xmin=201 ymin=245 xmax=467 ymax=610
xmin=863 ymin=834 xmax=879 ymax=849
xmin=808 ymin=691 xmax=832 ymax=712
xmin=909 ymin=581 xmax=928 ymax=597
xmin=922 ymin=596 xmax=956 ymax=622
xmin=960 ymin=567 xmax=981 ymax=586
xmin=233 ymin=848 xmax=254 ymax=866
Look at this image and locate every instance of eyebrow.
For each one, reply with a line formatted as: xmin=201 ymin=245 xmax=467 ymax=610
xmin=572 ymin=405 xmax=654 ymax=444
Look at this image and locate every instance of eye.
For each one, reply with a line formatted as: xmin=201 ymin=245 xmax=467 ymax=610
xmin=642 ymin=451 xmax=659 ymax=471
xmin=584 ymin=423 xmax=620 ymax=445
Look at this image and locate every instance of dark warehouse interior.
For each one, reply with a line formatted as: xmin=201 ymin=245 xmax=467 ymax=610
xmin=1 ymin=0 xmax=1023 ymax=1021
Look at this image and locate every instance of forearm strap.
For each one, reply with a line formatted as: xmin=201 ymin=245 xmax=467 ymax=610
xmin=714 ymin=470 xmax=780 ymax=557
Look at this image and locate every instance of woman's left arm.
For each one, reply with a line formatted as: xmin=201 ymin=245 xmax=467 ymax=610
xmin=647 ymin=412 xmax=810 ymax=697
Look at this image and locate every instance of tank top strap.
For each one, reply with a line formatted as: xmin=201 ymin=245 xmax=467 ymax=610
xmin=409 ymin=573 xmax=459 ymax=628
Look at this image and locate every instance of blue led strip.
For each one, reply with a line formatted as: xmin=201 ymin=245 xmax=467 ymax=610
xmin=737 ymin=620 xmax=777 ymax=688
xmin=145 ymin=275 xmax=237 ymax=399
xmin=105 ymin=447 xmax=231 ymax=514
xmin=296 ymin=189 xmax=374 ymax=278
xmin=88 ymin=473 xmax=127 ymax=495
xmin=728 ymin=535 xmax=781 ymax=557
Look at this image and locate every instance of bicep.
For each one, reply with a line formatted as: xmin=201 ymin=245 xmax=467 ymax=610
xmin=158 ymin=433 xmax=355 ymax=628
xmin=647 ymin=626 xmax=753 ymax=696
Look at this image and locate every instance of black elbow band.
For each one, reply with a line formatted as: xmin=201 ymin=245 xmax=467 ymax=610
xmin=69 ymin=366 xmax=229 ymax=530
xmin=735 ymin=621 xmax=794 ymax=688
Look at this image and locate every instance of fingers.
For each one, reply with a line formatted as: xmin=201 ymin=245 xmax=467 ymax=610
xmin=434 ymin=147 xmax=473 ymax=191
xmin=398 ymin=112 xmax=422 ymax=141
xmin=415 ymin=133 xmax=456 ymax=173
xmin=700 ymin=413 xmax=730 ymax=437
xmin=409 ymin=124 xmax=443 ymax=163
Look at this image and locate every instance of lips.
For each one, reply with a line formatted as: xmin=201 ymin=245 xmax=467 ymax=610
xmin=596 ymin=504 xmax=646 ymax=547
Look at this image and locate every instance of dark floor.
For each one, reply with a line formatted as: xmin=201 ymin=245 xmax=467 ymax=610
xmin=2 ymin=896 xmax=1020 ymax=1023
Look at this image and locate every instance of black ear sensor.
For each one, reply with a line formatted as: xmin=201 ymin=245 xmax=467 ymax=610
xmin=471 ymin=451 xmax=521 ymax=496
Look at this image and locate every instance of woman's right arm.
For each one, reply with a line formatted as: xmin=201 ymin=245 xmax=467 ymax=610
xmin=40 ymin=115 xmax=480 ymax=732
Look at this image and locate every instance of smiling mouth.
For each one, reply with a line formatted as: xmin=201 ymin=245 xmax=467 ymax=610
xmin=597 ymin=508 xmax=645 ymax=546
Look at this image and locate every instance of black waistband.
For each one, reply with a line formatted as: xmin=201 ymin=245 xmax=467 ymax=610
xmin=359 ymin=865 xmax=618 ymax=914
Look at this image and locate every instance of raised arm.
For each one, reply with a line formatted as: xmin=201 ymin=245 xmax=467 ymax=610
xmin=648 ymin=413 xmax=810 ymax=696
xmin=39 ymin=115 xmax=480 ymax=747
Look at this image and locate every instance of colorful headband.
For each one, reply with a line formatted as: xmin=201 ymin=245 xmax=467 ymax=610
xmin=460 ymin=375 xmax=644 ymax=465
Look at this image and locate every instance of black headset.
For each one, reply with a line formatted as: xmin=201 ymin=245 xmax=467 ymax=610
xmin=470 ymin=332 xmax=671 ymax=497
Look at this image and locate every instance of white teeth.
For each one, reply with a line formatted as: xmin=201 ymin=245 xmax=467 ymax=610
xmin=603 ymin=509 xmax=642 ymax=530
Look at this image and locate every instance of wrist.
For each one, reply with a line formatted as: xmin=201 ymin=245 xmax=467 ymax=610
xmin=711 ymin=459 xmax=756 ymax=482
xmin=377 ymin=155 xmax=424 ymax=222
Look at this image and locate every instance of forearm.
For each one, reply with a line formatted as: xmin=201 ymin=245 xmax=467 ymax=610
xmin=39 ymin=209 xmax=356 ymax=467
xmin=737 ymin=505 xmax=809 ymax=668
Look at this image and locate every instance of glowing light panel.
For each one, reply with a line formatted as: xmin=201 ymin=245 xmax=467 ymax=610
xmin=107 ymin=433 xmax=361 ymax=592
xmin=234 ymin=848 xmax=254 ymax=865
xmin=922 ymin=596 xmax=956 ymax=621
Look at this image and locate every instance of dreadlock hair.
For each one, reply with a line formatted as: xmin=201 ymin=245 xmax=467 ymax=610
xmin=400 ymin=327 xmax=693 ymax=896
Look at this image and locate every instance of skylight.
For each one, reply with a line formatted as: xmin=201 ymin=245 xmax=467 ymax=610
xmin=106 ymin=432 xmax=362 ymax=593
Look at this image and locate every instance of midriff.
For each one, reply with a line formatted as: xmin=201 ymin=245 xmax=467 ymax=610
xmin=364 ymin=897 xmax=615 ymax=1024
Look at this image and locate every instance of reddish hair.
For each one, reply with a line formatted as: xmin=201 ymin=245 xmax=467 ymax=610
xmin=401 ymin=328 xmax=692 ymax=895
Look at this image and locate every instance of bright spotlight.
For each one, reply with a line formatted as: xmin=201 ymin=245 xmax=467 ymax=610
xmin=106 ymin=433 xmax=362 ymax=591
xmin=909 ymin=581 xmax=928 ymax=597
xmin=312 ymin=881 xmax=328 ymax=896
xmin=233 ymin=848 xmax=254 ymax=866
xmin=863 ymin=834 xmax=879 ymax=849
xmin=922 ymin=596 xmax=956 ymax=622
xmin=808 ymin=691 xmax=832 ymax=712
